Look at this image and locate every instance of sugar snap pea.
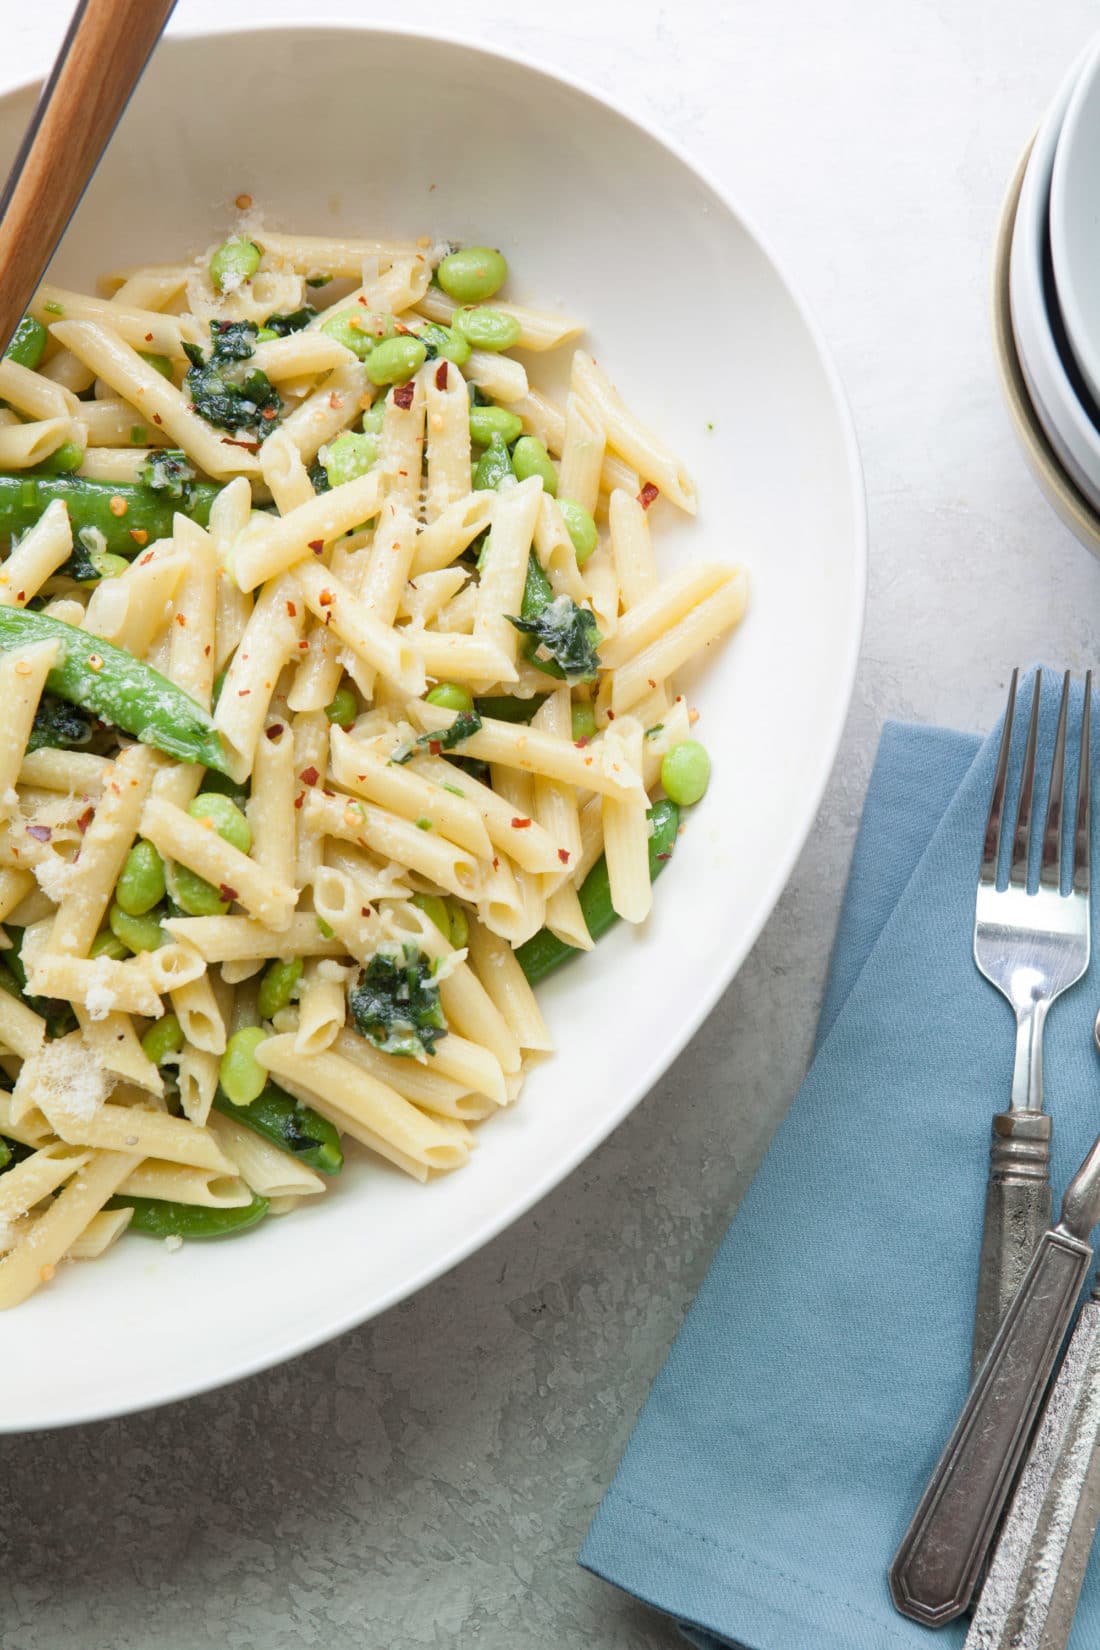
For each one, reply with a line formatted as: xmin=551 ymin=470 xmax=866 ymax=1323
xmin=5 ymin=316 xmax=47 ymax=370
xmin=212 ymin=1080 xmax=343 ymax=1176
xmin=515 ymin=800 xmax=680 ymax=983
xmin=0 ymin=474 xmax=219 ymax=554
xmin=107 ymin=1192 xmax=270 ymax=1239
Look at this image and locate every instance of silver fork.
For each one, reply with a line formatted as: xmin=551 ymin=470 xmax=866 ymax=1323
xmin=970 ymin=667 xmax=1092 ymax=1377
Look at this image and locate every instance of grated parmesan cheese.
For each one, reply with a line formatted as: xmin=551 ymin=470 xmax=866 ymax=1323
xmin=83 ymin=958 xmax=119 ymax=1023
xmin=26 ymin=1033 xmax=113 ymax=1125
xmin=33 ymin=850 xmax=79 ymax=904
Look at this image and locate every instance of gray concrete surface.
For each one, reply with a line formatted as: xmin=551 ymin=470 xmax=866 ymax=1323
xmin=5 ymin=0 xmax=1100 ymax=1645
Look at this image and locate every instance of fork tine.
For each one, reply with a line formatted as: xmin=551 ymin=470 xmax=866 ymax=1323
xmin=1039 ymin=672 xmax=1070 ymax=888
xmin=1075 ymin=670 xmax=1091 ymax=894
xmin=1009 ymin=670 xmax=1043 ymax=887
xmin=981 ymin=669 xmax=1019 ymax=886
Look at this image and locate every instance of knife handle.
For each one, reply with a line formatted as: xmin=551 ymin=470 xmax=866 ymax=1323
xmin=971 ymin=1111 xmax=1053 ymax=1379
xmin=890 ymin=1226 xmax=1092 ymax=1628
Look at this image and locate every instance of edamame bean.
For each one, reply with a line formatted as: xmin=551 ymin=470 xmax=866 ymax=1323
xmin=366 ymin=336 xmax=427 ymax=386
xmin=324 ymin=685 xmax=359 ymax=728
xmin=322 ymin=430 xmax=378 ymax=488
xmin=5 ymin=316 xmax=47 ymax=370
xmin=660 ymin=739 xmax=711 ymax=806
xmin=116 ymin=840 xmax=167 ymax=916
xmin=448 ymin=904 xmax=469 ymax=949
xmin=209 ymin=236 xmax=262 ymax=293
xmin=452 ymin=307 xmax=522 ymax=352
xmin=417 ymin=321 xmax=471 ymax=365
xmin=511 ymin=436 xmax=557 ymax=495
xmin=320 ymin=311 xmax=376 ymax=360
xmin=34 ymin=440 xmax=84 ymax=475
xmin=558 ymin=499 xmax=598 ymax=565
xmin=141 ymin=1013 xmax=183 ymax=1066
xmin=468 ymin=404 xmax=523 ymax=447
xmin=188 ymin=792 xmax=252 ymax=853
xmin=473 ymin=434 xmax=515 ymax=492
xmin=109 ymin=901 xmax=165 ymax=954
xmin=138 ymin=351 xmax=173 ymax=380
xmin=170 ymin=863 xmax=229 ymax=916
xmin=257 ymin=956 xmax=303 ymax=1021
xmin=219 ymin=1025 xmax=269 ymax=1107
xmin=410 ymin=893 xmax=450 ymax=938
xmin=571 ymin=701 xmax=597 ymax=741
xmin=425 ymin=682 xmax=474 ymax=713
xmin=89 ymin=929 xmax=129 ymax=961
xmin=361 ymin=399 xmax=386 ymax=435
xmin=436 ymin=247 xmax=508 ymax=303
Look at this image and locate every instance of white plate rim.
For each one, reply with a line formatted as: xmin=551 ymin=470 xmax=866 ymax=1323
xmin=1050 ymin=33 xmax=1100 ymax=414
xmin=0 ymin=18 xmax=867 ymax=1427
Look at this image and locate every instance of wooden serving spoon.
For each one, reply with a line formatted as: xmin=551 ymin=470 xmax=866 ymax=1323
xmin=0 ymin=0 xmax=177 ymax=352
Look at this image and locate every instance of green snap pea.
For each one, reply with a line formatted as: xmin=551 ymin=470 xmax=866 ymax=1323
xmin=5 ymin=316 xmax=47 ymax=370
xmin=324 ymin=685 xmax=359 ymax=728
xmin=474 ymin=693 xmax=546 ymax=724
xmin=255 ymin=327 xmax=278 ymax=342
xmin=209 ymin=236 xmax=262 ymax=293
xmin=660 ymin=740 xmax=711 ymax=807
xmin=473 ymin=434 xmax=515 ymax=492
xmin=468 ymin=404 xmax=523 ymax=447
xmin=107 ymin=1191 xmax=270 ymax=1240
xmin=188 ymin=792 xmax=251 ymax=853
xmin=212 ymin=1080 xmax=342 ymax=1176
xmin=361 ymin=399 xmax=386 ymax=435
xmin=436 ymin=247 xmax=508 ymax=303
xmin=417 ymin=321 xmax=471 ymax=366
xmin=34 ymin=440 xmax=84 ymax=475
xmin=109 ymin=901 xmax=165 ymax=954
xmin=0 ymin=475 xmax=220 ymax=555
xmin=257 ymin=956 xmax=304 ymax=1021
xmin=448 ymin=903 xmax=469 ymax=949
xmin=571 ymin=700 xmax=597 ymax=741
xmin=451 ymin=307 xmax=522 ymax=352
xmin=169 ymin=863 xmax=228 ymax=917
xmin=219 ymin=1026 xmax=270 ymax=1107
xmin=511 ymin=435 xmax=558 ymax=495
xmin=367 ymin=336 xmax=427 ymax=386
xmin=138 ymin=351 xmax=173 ymax=380
xmin=410 ymin=893 xmax=451 ymax=938
xmin=116 ymin=841 xmax=167 ymax=916
xmin=425 ymin=681 xmax=474 ymax=714
xmin=89 ymin=928 xmax=129 ymax=961
xmin=322 ymin=430 xmax=378 ymax=488
xmin=0 ymin=1136 xmax=10 ymax=1171
xmin=321 ymin=310 xmax=394 ymax=360
xmin=515 ymin=800 xmax=680 ymax=984
xmin=558 ymin=499 xmax=598 ymax=565
xmin=141 ymin=1013 xmax=184 ymax=1066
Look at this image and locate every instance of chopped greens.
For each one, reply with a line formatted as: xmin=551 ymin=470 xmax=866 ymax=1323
xmin=262 ymin=306 xmax=317 ymax=336
xmin=137 ymin=449 xmax=197 ymax=500
xmin=307 ymin=459 xmax=331 ymax=495
xmin=305 ymin=274 xmax=332 ymax=289
xmin=347 ymin=943 xmax=448 ymax=1059
xmin=391 ymin=710 xmax=482 ymax=765
xmin=183 ymin=321 xmax=282 ymax=440
xmin=27 ymin=694 xmax=98 ymax=752
xmin=507 ymin=552 xmax=601 ymax=683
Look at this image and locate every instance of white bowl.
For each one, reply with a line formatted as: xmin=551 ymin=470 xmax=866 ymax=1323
xmin=1050 ymin=36 xmax=1100 ymax=413
xmin=0 ymin=23 xmax=865 ymax=1431
xmin=1009 ymin=47 xmax=1100 ymax=514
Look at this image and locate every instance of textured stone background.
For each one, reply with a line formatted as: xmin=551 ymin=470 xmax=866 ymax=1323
xmin=4 ymin=1 xmax=1100 ymax=1645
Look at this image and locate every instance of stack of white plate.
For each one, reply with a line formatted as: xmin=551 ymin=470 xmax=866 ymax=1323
xmin=996 ymin=37 xmax=1100 ymax=556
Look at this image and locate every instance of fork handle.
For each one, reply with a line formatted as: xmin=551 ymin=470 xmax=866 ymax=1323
xmin=971 ymin=1110 xmax=1053 ymax=1379
xmin=890 ymin=1225 xmax=1092 ymax=1627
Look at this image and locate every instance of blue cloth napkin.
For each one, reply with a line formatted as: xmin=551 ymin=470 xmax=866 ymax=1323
xmin=580 ymin=682 xmax=1100 ymax=1650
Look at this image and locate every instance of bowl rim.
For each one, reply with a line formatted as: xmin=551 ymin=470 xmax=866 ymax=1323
xmin=1050 ymin=32 xmax=1100 ymax=413
xmin=0 ymin=18 xmax=868 ymax=1426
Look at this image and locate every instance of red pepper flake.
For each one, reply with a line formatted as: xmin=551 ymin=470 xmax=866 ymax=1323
xmin=574 ymin=736 xmax=589 ymax=748
xmin=647 ymin=678 xmax=656 ymax=688
xmin=434 ymin=361 xmax=449 ymax=391
xmin=87 ymin=654 xmax=104 ymax=672
xmin=237 ymin=688 xmax=251 ymax=696
xmin=308 ymin=539 xmax=324 ymax=553
xmin=393 ymin=382 xmax=415 ymax=410
xmin=14 ymin=591 xmax=24 ymax=605
xmin=76 ymin=806 xmax=94 ymax=835
xmin=638 ymin=482 xmax=660 ymax=510
xmin=322 ymin=788 xmax=335 ymax=798
xmin=139 ymin=550 xmax=155 ymax=566
xmin=285 ymin=600 xmax=297 ymax=617
xmin=261 ymin=406 xmax=278 ymax=421
xmin=328 ymin=392 xmax=341 ymax=410
xmin=129 ymin=528 xmax=149 ymax=547
xmin=511 ymin=817 xmax=532 ymax=829
xmin=317 ymin=589 xmax=334 ymax=607
xmin=656 ymin=851 xmax=672 ymax=862
xmin=299 ymin=765 xmax=320 ymax=786
xmin=108 ymin=495 xmax=128 ymax=518
xmin=293 ymin=792 xmax=305 ymax=811
xmin=152 ymin=413 xmax=163 ymax=425
xmin=221 ymin=436 xmax=259 ymax=451
xmin=557 ymin=848 xmax=571 ymax=865
xmin=360 ymin=907 xmax=371 ymax=918
xmin=27 ymin=824 xmax=52 ymax=842
xmin=143 ymin=332 xmax=153 ymax=343
xmin=492 ymin=856 xmax=500 ymax=871
xmin=204 ymin=644 xmax=211 ymax=656
xmin=357 ymin=295 xmax=367 ymax=305
xmin=297 ymin=639 xmax=309 ymax=650
xmin=218 ymin=884 xmax=238 ymax=903
xmin=428 ymin=739 xmax=442 ymax=756
xmin=175 ymin=612 xmax=187 ymax=627
xmin=606 ymin=709 xmax=615 ymax=720
xmin=265 ymin=723 xmax=284 ymax=739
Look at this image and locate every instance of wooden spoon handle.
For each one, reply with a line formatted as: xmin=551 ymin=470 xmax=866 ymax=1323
xmin=0 ymin=0 xmax=177 ymax=352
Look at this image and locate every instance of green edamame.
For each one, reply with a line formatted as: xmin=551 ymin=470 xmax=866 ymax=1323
xmin=219 ymin=1026 xmax=269 ymax=1107
xmin=257 ymin=956 xmax=303 ymax=1021
xmin=558 ymin=499 xmax=598 ymax=565
xmin=34 ymin=441 xmax=84 ymax=476
xmin=361 ymin=399 xmax=386 ymax=435
xmin=321 ymin=431 xmax=377 ymax=488
xmin=511 ymin=436 xmax=558 ymax=495
xmin=417 ymin=321 xmax=471 ymax=366
xmin=169 ymin=863 xmax=228 ymax=917
xmin=116 ymin=840 xmax=167 ymax=916
xmin=141 ymin=1013 xmax=184 ymax=1066
xmin=109 ymin=902 xmax=165 ymax=954
xmin=571 ymin=701 xmax=597 ymax=741
xmin=468 ymin=404 xmax=523 ymax=447
xmin=473 ymin=434 xmax=515 ymax=492
xmin=5 ymin=316 xmax=47 ymax=370
xmin=324 ymin=685 xmax=359 ymax=728
xmin=88 ymin=929 xmax=129 ymax=962
xmin=436 ymin=247 xmax=508 ymax=303
xmin=515 ymin=801 xmax=680 ymax=984
xmin=211 ymin=1081 xmax=342 ymax=1176
xmin=367 ymin=336 xmax=428 ymax=386
xmin=410 ymin=893 xmax=450 ymax=939
xmin=448 ymin=904 xmax=469 ymax=949
xmin=188 ymin=792 xmax=252 ymax=853
xmin=321 ymin=310 xmax=394 ymax=360
xmin=425 ymin=682 xmax=474 ymax=714
xmin=451 ymin=307 xmax=522 ymax=352
xmin=108 ymin=1191 xmax=270 ymax=1240
xmin=660 ymin=740 xmax=711 ymax=807
xmin=209 ymin=236 xmax=262 ymax=293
